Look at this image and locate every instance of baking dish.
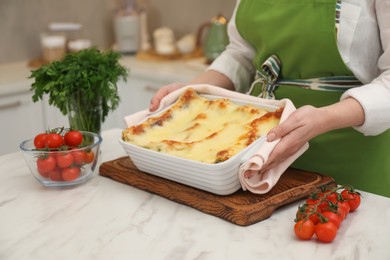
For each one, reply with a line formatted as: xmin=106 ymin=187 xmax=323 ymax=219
xmin=119 ymin=92 xmax=281 ymax=195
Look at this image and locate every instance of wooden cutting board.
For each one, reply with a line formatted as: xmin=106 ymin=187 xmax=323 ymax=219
xmin=99 ymin=157 xmax=335 ymax=226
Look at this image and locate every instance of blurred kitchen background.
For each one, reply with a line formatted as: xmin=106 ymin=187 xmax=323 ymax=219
xmin=0 ymin=0 xmax=236 ymax=63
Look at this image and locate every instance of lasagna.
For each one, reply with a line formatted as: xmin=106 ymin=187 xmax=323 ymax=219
xmin=122 ymin=88 xmax=282 ymax=164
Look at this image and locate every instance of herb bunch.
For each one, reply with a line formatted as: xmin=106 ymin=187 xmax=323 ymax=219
xmin=30 ymin=47 xmax=129 ymax=123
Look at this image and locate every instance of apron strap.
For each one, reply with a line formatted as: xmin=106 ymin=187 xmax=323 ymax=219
xmin=248 ymin=55 xmax=362 ymax=99
xmin=248 ymin=55 xmax=281 ymax=99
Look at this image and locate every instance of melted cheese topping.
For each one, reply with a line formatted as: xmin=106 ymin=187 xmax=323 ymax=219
xmin=122 ymin=88 xmax=282 ymax=164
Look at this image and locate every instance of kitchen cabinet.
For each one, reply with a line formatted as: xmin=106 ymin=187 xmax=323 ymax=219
xmin=113 ymin=75 xmax=172 ymax=128
xmin=0 ymin=90 xmax=44 ymax=155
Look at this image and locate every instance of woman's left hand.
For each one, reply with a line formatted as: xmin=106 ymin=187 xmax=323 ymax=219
xmin=261 ymin=97 xmax=365 ymax=173
xmin=261 ymin=105 xmax=325 ymax=172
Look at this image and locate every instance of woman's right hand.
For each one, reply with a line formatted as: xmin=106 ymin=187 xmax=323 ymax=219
xmin=149 ymin=82 xmax=187 ymax=111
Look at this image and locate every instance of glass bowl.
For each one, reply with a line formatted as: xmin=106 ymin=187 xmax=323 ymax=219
xmin=20 ymin=131 xmax=102 ymax=187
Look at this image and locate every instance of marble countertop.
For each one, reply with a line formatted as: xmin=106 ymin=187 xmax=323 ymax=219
xmin=1 ymin=128 xmax=390 ymax=260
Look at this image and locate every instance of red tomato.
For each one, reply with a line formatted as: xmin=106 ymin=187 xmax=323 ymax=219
xmin=64 ymin=130 xmax=83 ymax=147
xmin=307 ymin=194 xmax=328 ymax=210
xmin=72 ymin=151 xmax=87 ymax=165
xmin=56 ymin=153 xmax=74 ymax=168
xmin=338 ymin=201 xmax=351 ymax=217
xmin=315 ymin=221 xmax=338 ymax=243
xmin=336 ymin=205 xmax=347 ymax=221
xmin=49 ymin=168 xmax=63 ymax=181
xmin=341 ymin=190 xmax=361 ymax=212
xmin=45 ymin=133 xmax=64 ymax=149
xmin=62 ymin=167 xmax=81 ymax=181
xmin=294 ymin=219 xmax=315 ymax=240
xmin=37 ymin=156 xmax=56 ymax=174
xmin=321 ymin=211 xmax=341 ymax=229
xmin=296 ymin=209 xmax=319 ymax=225
xmin=325 ymin=192 xmax=338 ymax=205
xmin=34 ymin=133 xmax=47 ymax=149
xmin=85 ymin=151 xmax=95 ymax=164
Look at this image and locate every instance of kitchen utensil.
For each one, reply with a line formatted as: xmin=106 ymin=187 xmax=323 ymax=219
xmin=153 ymin=27 xmax=176 ymax=55
xmin=196 ymin=14 xmax=229 ymax=63
xmin=114 ymin=0 xmax=140 ymax=54
xmin=119 ymin=93 xmax=280 ymax=195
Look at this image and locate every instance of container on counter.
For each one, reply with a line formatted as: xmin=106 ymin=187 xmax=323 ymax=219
xmin=67 ymin=39 xmax=92 ymax=53
xmin=41 ymin=33 xmax=67 ymax=63
xmin=114 ymin=0 xmax=140 ymax=54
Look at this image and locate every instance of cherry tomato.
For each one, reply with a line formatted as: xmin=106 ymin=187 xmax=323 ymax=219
xmin=294 ymin=219 xmax=315 ymax=240
xmin=307 ymin=194 xmax=328 ymax=210
xmin=49 ymin=168 xmax=63 ymax=181
xmin=336 ymin=205 xmax=347 ymax=221
xmin=64 ymin=130 xmax=83 ymax=147
xmin=341 ymin=190 xmax=361 ymax=212
xmin=62 ymin=167 xmax=81 ymax=181
xmin=34 ymin=133 xmax=47 ymax=149
xmin=85 ymin=151 xmax=95 ymax=164
xmin=321 ymin=211 xmax=341 ymax=229
xmin=56 ymin=153 xmax=74 ymax=168
xmin=338 ymin=201 xmax=351 ymax=217
xmin=37 ymin=156 xmax=56 ymax=174
xmin=325 ymin=192 xmax=338 ymax=205
xmin=45 ymin=133 xmax=64 ymax=149
xmin=296 ymin=204 xmax=321 ymax=225
xmin=315 ymin=221 xmax=338 ymax=243
xmin=72 ymin=151 xmax=87 ymax=165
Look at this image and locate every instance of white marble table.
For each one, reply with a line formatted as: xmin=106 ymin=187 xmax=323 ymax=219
xmin=1 ymin=128 xmax=390 ymax=260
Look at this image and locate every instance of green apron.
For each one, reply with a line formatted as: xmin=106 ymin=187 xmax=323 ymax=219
xmin=236 ymin=0 xmax=390 ymax=197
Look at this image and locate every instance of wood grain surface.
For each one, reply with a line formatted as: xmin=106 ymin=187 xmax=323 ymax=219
xmin=99 ymin=157 xmax=336 ymax=226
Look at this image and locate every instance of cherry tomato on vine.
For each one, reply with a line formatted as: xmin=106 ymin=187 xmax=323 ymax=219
xmin=37 ymin=156 xmax=56 ymax=175
xmin=341 ymin=190 xmax=361 ymax=211
xmin=315 ymin=221 xmax=338 ymax=243
xmin=321 ymin=211 xmax=341 ymax=229
xmin=336 ymin=205 xmax=347 ymax=221
xmin=307 ymin=195 xmax=328 ymax=210
xmin=325 ymin=192 xmax=338 ymax=204
xmin=64 ymin=130 xmax=83 ymax=147
xmin=297 ymin=203 xmax=322 ymax=224
xmin=45 ymin=133 xmax=64 ymax=149
xmin=338 ymin=201 xmax=351 ymax=216
xmin=34 ymin=133 xmax=47 ymax=149
xmin=294 ymin=219 xmax=315 ymax=240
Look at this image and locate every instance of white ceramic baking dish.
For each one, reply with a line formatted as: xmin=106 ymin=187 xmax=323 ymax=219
xmin=119 ymin=94 xmax=280 ymax=195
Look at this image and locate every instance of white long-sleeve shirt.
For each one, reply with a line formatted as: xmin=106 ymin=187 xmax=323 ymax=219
xmin=208 ymin=0 xmax=390 ymax=136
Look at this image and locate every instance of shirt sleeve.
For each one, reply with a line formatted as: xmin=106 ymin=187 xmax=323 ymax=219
xmin=340 ymin=0 xmax=390 ymax=136
xmin=206 ymin=0 xmax=256 ymax=93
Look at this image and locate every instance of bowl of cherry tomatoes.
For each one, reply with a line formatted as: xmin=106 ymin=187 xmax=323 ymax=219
xmin=20 ymin=127 xmax=102 ymax=187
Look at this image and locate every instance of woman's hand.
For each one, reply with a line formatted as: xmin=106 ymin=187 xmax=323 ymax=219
xmin=261 ymin=105 xmax=325 ymax=172
xmin=149 ymin=82 xmax=187 ymax=111
xmin=261 ymin=97 xmax=365 ymax=172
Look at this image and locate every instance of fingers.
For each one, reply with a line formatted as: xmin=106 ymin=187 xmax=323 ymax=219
xmin=149 ymin=82 xmax=186 ymax=111
xmin=263 ymin=135 xmax=302 ymax=171
xmin=149 ymin=87 xmax=171 ymax=111
xmin=267 ymin=119 xmax=300 ymax=142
